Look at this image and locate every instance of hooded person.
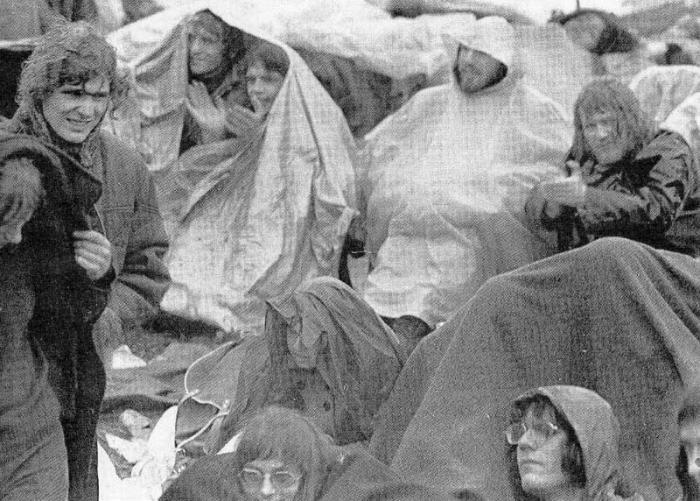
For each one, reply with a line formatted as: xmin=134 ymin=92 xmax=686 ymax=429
xmin=144 ymin=10 xmax=357 ymax=336
xmin=506 ymin=386 xmax=643 ymax=501
xmin=360 ymin=16 xmax=570 ymax=344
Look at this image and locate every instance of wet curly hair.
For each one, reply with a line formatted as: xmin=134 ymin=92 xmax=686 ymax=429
xmin=13 ymin=21 xmax=129 ymax=149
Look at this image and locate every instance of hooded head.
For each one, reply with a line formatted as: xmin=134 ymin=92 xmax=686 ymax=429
xmin=677 ymin=385 xmax=700 ymax=500
xmin=186 ymin=10 xmax=245 ymax=84
xmin=11 ymin=22 xmax=128 ymax=165
xmin=448 ymin=17 xmax=514 ymax=95
xmin=506 ymin=385 xmax=631 ymax=500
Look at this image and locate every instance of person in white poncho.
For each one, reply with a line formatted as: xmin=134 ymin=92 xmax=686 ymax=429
xmin=360 ymin=17 xmax=571 ymax=346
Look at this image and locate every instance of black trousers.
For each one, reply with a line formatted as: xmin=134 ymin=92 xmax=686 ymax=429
xmin=60 ymin=338 xmax=106 ymax=501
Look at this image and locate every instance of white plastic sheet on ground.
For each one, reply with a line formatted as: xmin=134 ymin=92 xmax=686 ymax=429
xmin=630 ymin=64 xmax=700 ymax=128
xmin=360 ymin=18 xmax=574 ymax=327
xmin=123 ymin=13 xmax=358 ymax=334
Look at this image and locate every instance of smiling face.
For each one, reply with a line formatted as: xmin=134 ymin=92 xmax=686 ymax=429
xmin=246 ymin=60 xmax=285 ymax=116
xmin=455 ymin=46 xmax=505 ymax=94
xmin=239 ymin=458 xmax=302 ymax=501
xmin=581 ymin=111 xmax=629 ymax=165
xmin=188 ymin=24 xmax=226 ymax=78
xmin=42 ymin=77 xmax=110 ymax=144
xmin=515 ymin=404 xmax=573 ymax=498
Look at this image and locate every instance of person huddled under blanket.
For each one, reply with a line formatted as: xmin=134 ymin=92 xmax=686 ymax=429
xmin=506 ymin=386 xmax=644 ymax=501
xmin=359 ymin=16 xmax=570 ymax=349
xmin=526 ymin=78 xmax=700 ymax=255
xmin=161 ymin=405 xmax=463 ymax=501
xmin=179 ymin=10 xmax=255 ymax=152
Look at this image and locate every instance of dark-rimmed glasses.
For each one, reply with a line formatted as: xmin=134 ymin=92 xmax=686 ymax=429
xmin=239 ymin=467 xmax=301 ymax=490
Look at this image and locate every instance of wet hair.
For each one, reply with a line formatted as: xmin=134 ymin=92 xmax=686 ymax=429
xmin=677 ymin=386 xmax=700 ymax=500
xmin=244 ymin=42 xmax=290 ymax=78
xmin=557 ymin=9 xmax=639 ymax=55
xmin=231 ymin=406 xmax=341 ymax=500
xmin=0 ymin=157 xmax=44 ymax=229
xmin=568 ymin=77 xmax=653 ymax=164
xmin=188 ymin=10 xmax=246 ymax=66
xmin=506 ymin=395 xmax=586 ymax=500
xmin=16 ymin=21 xmax=128 ymax=114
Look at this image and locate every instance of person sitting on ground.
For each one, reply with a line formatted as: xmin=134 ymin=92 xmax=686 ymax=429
xmin=161 ymin=405 xmax=460 ymax=501
xmin=180 ymin=10 xmax=252 ymax=151
xmin=506 ymin=386 xmax=644 ymax=501
xmin=360 ymin=16 xmax=569 ymax=349
xmin=526 ymin=77 xmax=700 ymax=254
xmin=676 ymin=385 xmax=700 ymax=500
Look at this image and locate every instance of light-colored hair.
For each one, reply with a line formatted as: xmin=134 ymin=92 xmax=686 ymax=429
xmin=569 ymin=77 xmax=653 ymax=164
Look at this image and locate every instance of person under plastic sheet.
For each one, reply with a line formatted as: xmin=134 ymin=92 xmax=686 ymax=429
xmin=506 ymin=386 xmax=644 ymax=501
xmin=161 ymin=406 xmax=463 ymax=501
xmin=526 ymin=78 xmax=700 ymax=255
xmin=359 ymin=16 xmax=570 ymax=346
xmin=153 ymin=15 xmax=357 ymax=335
xmin=179 ymin=10 xmax=254 ymax=153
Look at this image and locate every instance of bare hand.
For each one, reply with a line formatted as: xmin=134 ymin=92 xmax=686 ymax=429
xmin=538 ymin=176 xmax=587 ymax=207
xmin=186 ymin=81 xmax=227 ymax=140
xmin=73 ymin=230 xmax=112 ymax=280
xmin=225 ymin=103 xmax=264 ymax=137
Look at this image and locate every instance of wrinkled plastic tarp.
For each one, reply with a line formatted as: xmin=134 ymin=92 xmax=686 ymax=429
xmin=124 ymin=15 xmax=358 ymax=334
xmin=630 ymin=64 xmax=700 ymax=128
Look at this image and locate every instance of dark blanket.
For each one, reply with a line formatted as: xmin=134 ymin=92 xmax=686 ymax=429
xmin=369 ymin=237 xmax=700 ymax=501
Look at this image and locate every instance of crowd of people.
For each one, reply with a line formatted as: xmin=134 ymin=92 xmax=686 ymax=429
xmin=5 ymin=4 xmax=700 ymax=501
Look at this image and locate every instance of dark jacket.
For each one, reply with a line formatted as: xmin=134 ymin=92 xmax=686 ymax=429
xmin=539 ymin=131 xmax=700 ymax=255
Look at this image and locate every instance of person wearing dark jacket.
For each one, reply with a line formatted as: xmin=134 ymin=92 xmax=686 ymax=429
xmin=526 ymin=78 xmax=700 ymax=255
xmin=0 ymin=133 xmax=110 ymax=499
xmin=3 ymin=22 xmax=169 ymax=500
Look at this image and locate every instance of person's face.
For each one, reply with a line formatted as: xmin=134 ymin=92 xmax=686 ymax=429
xmin=246 ymin=60 xmax=285 ymax=116
xmin=0 ymin=209 xmax=33 ymax=248
xmin=581 ymin=111 xmax=628 ymax=165
xmin=680 ymin=420 xmax=700 ymax=484
xmin=515 ymin=405 xmax=573 ymax=497
xmin=240 ymin=458 xmax=302 ymax=501
xmin=188 ymin=25 xmax=226 ymax=77
xmin=42 ymin=77 xmax=110 ymax=145
xmin=564 ymin=14 xmax=606 ymax=51
xmin=455 ymin=46 xmax=504 ymax=94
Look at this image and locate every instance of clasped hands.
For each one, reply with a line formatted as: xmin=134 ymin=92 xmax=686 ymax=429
xmin=537 ymin=161 xmax=587 ymax=217
xmin=186 ymin=81 xmax=263 ymax=140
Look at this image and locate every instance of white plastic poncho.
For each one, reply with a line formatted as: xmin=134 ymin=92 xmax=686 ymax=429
xmin=129 ymin=12 xmax=358 ymax=335
xmin=361 ymin=17 xmax=571 ymax=327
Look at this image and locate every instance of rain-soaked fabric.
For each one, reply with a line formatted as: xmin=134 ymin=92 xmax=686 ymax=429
xmin=369 ymin=237 xmax=700 ymax=500
xmin=513 ymin=386 xmax=625 ymax=500
xmin=630 ymin=65 xmax=700 ymax=129
xmin=361 ymin=17 xmax=571 ymax=327
xmin=121 ymin=11 xmax=358 ymax=334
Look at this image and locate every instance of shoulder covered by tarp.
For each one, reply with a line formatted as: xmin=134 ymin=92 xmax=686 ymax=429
xmin=143 ymin=15 xmax=357 ymax=334
xmin=630 ymin=64 xmax=700 ymax=128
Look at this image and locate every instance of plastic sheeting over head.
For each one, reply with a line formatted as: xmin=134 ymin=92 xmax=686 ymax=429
xmin=134 ymin=16 xmax=358 ymax=334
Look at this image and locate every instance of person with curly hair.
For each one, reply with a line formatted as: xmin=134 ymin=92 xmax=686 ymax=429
xmin=3 ymin=21 xmax=170 ymax=500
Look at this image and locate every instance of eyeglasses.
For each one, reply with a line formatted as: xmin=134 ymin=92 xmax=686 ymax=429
xmin=239 ymin=467 xmax=301 ymax=490
xmin=504 ymin=420 xmax=560 ymax=447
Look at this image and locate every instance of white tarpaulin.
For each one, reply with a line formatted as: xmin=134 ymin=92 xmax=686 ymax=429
xmin=361 ymin=18 xmax=573 ymax=326
xmin=118 ymin=13 xmax=358 ymax=334
xmin=630 ymin=64 xmax=700 ymax=128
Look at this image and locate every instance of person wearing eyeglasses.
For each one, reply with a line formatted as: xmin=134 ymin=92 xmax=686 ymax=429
xmin=505 ymin=385 xmax=644 ymax=501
